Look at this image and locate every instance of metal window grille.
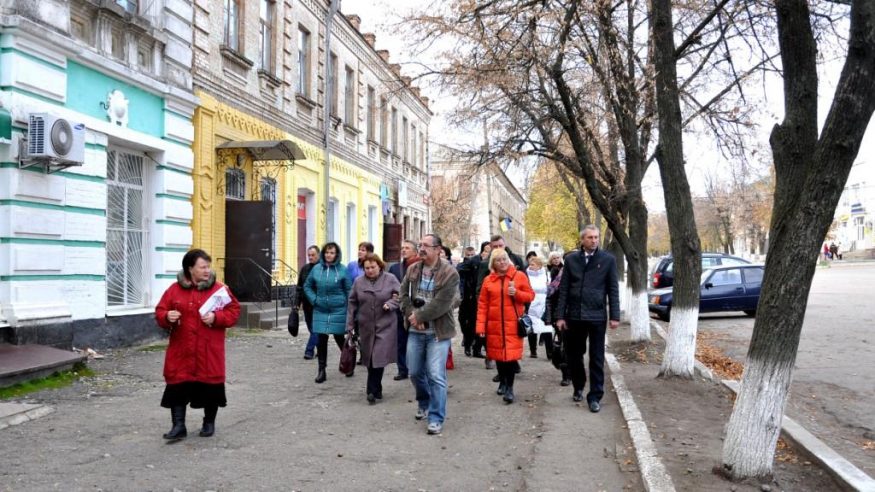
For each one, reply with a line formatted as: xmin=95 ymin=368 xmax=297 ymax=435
xmin=261 ymin=178 xmax=277 ymax=267
xmin=107 ymin=149 xmax=145 ymax=307
xmin=226 ymin=168 xmax=246 ymax=200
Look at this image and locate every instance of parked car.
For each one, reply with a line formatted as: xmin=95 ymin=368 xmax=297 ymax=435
xmin=648 ymin=264 xmax=764 ymax=322
xmin=649 ymin=253 xmax=750 ymax=289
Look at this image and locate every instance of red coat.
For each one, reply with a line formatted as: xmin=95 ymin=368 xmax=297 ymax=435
xmin=475 ymin=267 xmax=535 ymax=362
xmin=155 ymin=277 xmax=240 ymax=385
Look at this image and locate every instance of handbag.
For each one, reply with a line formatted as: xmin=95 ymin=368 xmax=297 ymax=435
xmin=287 ymin=309 xmax=300 ymax=337
xmin=551 ymin=332 xmax=567 ymax=370
xmin=339 ymin=334 xmax=358 ymax=375
xmin=510 ymin=275 xmax=533 ymax=338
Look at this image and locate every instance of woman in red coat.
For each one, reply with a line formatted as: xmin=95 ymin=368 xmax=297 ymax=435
xmin=476 ymin=248 xmax=535 ymax=403
xmin=155 ymin=249 xmax=240 ymax=442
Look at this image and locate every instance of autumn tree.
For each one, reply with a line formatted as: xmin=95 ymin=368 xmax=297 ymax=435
xmin=430 ymin=169 xmax=476 ymax=250
xmin=722 ymin=0 xmax=875 ymax=479
xmin=526 ymin=161 xmax=588 ymax=251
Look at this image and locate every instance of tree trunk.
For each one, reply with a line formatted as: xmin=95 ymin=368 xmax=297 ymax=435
xmin=626 ymin=176 xmax=651 ymax=342
xmin=722 ymin=0 xmax=875 ymax=478
xmin=651 ymin=0 xmax=702 ymax=378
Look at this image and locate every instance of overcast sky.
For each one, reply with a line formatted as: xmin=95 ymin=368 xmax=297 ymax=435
xmin=353 ymin=1 xmax=875 ymax=213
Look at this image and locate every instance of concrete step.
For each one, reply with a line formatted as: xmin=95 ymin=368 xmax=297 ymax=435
xmin=0 ymin=402 xmax=54 ymax=431
xmin=245 ymin=307 xmax=292 ymax=329
xmin=0 ymin=344 xmax=88 ymax=389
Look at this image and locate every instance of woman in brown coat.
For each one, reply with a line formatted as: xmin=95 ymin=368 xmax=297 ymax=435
xmin=476 ymin=248 xmax=535 ymax=403
xmin=347 ymin=253 xmax=401 ymax=404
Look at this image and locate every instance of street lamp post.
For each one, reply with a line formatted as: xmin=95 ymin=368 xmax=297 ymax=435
xmin=322 ymin=0 xmax=340 ymax=242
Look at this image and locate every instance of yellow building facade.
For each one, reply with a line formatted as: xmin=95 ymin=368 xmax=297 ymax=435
xmin=192 ymin=92 xmax=382 ymax=282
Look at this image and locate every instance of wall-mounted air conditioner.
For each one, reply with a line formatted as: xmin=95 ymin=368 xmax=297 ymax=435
xmin=25 ymin=113 xmax=86 ymax=166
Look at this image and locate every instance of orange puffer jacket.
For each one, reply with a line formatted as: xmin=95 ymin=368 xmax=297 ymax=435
xmin=475 ymin=266 xmax=535 ymax=362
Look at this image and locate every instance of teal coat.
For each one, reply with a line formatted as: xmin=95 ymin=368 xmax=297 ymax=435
xmin=304 ymin=248 xmax=351 ymax=335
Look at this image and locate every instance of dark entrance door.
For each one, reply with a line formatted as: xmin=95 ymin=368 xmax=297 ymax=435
xmin=225 ymin=201 xmax=273 ymax=302
xmin=383 ymin=223 xmax=402 ymax=263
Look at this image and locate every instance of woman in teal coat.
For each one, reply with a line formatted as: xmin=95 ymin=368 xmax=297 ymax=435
xmin=304 ymin=242 xmax=352 ymax=384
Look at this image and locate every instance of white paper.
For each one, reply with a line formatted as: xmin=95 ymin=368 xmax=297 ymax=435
xmin=199 ymin=286 xmax=232 ymax=316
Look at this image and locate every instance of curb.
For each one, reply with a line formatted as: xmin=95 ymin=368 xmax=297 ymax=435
xmin=0 ymin=402 xmax=54 ymax=431
xmin=651 ymin=321 xmax=875 ymax=492
xmin=606 ymin=351 xmax=676 ymax=492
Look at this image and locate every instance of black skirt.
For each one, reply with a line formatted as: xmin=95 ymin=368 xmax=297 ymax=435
xmin=160 ymin=382 xmax=227 ymax=409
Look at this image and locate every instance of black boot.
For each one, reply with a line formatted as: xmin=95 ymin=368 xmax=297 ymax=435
xmin=503 ymin=385 xmax=515 ymax=404
xmin=496 ymin=377 xmax=507 ymax=396
xmin=162 ymin=406 xmax=187 ymax=441
xmin=315 ymin=362 xmax=327 ymax=384
xmin=200 ymin=406 xmax=217 ymax=437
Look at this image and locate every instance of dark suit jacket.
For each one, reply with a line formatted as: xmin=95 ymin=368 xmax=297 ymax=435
xmin=556 ymin=249 xmax=620 ymax=322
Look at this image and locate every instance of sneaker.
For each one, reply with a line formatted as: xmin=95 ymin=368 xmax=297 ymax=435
xmin=415 ymin=408 xmax=428 ymax=420
xmin=485 ymin=359 xmax=495 ymax=370
xmin=427 ymin=422 xmax=442 ymax=435
xmin=303 ymin=352 xmax=314 ymax=360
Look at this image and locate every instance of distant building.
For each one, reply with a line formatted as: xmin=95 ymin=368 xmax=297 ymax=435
xmin=835 ymin=159 xmax=875 ymax=254
xmin=430 ymin=145 xmax=526 ymax=254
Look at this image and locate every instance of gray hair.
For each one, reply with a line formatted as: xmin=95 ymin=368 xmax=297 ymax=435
xmin=580 ymin=224 xmax=599 ymax=237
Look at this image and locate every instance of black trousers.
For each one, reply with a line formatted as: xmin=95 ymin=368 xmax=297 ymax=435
xmin=366 ymin=364 xmax=384 ymax=397
xmin=458 ymin=301 xmax=476 ymax=350
xmin=316 ymin=333 xmax=345 ymax=365
xmin=527 ymin=332 xmax=553 ymax=355
xmin=564 ymin=319 xmax=607 ymax=403
xmin=496 ymin=361 xmax=517 ymax=387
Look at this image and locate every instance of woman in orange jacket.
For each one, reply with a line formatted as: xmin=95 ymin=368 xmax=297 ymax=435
xmin=476 ymin=248 xmax=535 ymax=403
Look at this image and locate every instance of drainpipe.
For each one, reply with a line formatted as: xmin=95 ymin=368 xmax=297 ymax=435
xmin=322 ymin=0 xmax=340 ymax=241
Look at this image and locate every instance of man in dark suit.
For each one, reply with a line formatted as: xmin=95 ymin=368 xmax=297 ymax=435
xmin=388 ymin=240 xmax=421 ymax=380
xmin=555 ymin=225 xmax=620 ymax=413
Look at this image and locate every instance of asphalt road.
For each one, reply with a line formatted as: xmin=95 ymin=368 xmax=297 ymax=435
xmin=667 ymin=262 xmax=875 ymax=477
xmin=0 ymin=329 xmax=641 ymax=491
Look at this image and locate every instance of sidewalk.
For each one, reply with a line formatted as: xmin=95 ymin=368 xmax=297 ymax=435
xmin=0 ymin=329 xmax=642 ymax=490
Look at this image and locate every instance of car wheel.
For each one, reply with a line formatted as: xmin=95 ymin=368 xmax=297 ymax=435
xmin=744 ymin=310 xmax=756 ymax=317
xmin=658 ymin=309 xmax=671 ymax=322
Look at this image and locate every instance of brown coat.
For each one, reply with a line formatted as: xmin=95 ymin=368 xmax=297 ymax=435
xmin=346 ymin=271 xmax=401 ymax=368
xmin=399 ymin=258 xmax=460 ymax=340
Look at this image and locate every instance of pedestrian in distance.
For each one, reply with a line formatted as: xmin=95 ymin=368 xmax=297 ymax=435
xmin=399 ymin=233 xmax=460 ymax=435
xmin=476 ymin=248 xmax=535 ymax=403
xmin=346 ymin=253 xmax=401 ymax=404
xmin=547 ymin=259 xmax=572 ymax=386
xmin=525 ymin=255 xmax=554 ymax=359
xmin=304 ymin=242 xmax=353 ymax=383
xmin=555 ymin=226 xmax=620 ymax=413
xmin=388 ymin=240 xmax=422 ymax=381
xmin=155 ymin=249 xmax=241 ymax=442
xmin=457 ymin=245 xmax=480 ymax=357
xmin=829 ymin=242 xmax=839 ymax=261
xmin=547 ymin=251 xmax=564 ymax=282
xmin=346 ymin=241 xmax=375 ymax=282
xmin=297 ymin=245 xmax=321 ymax=360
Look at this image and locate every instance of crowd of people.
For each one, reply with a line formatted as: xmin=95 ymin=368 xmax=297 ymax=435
xmin=153 ymin=226 xmax=620 ymax=440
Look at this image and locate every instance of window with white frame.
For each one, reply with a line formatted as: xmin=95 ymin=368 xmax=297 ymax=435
xmin=379 ymin=96 xmax=388 ymax=147
xmin=224 ymin=0 xmax=242 ymax=51
xmin=367 ymin=86 xmax=376 ymax=142
xmin=106 ymin=148 xmax=146 ymax=307
xmin=297 ymin=27 xmax=311 ymax=96
xmin=368 ymin=206 xmax=377 ymax=243
xmin=259 ymin=0 xmax=275 ymax=72
xmin=344 ymin=65 xmax=355 ymax=125
xmin=329 ymin=52 xmax=338 ymax=116
xmin=346 ymin=203 xmax=357 ymax=260
xmin=402 ymin=116 xmax=408 ymax=162
xmin=327 ymin=198 xmax=339 ymax=242
xmin=391 ymin=107 xmax=398 ymax=154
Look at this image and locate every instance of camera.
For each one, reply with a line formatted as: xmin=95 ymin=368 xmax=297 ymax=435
xmin=412 ymin=297 xmax=426 ymax=308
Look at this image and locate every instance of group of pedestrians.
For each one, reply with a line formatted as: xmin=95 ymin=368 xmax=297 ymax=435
xmin=152 ymin=225 xmax=619 ymax=441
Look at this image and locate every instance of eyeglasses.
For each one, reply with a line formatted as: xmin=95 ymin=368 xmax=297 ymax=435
xmin=418 ymin=243 xmax=438 ymax=249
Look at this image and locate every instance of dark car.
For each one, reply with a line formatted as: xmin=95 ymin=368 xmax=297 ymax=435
xmin=649 ymin=253 xmax=750 ymax=289
xmin=648 ymin=264 xmax=764 ymax=322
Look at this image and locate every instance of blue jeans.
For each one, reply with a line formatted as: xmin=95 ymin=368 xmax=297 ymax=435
xmin=406 ymin=332 xmax=451 ymax=425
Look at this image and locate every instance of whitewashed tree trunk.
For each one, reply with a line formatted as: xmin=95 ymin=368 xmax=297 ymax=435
xmin=722 ymin=357 xmax=793 ymax=478
xmin=658 ymin=307 xmax=698 ymax=378
xmin=628 ymin=289 xmax=651 ymax=342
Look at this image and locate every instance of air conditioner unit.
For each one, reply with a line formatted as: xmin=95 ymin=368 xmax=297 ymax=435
xmin=27 ymin=113 xmax=85 ymax=164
